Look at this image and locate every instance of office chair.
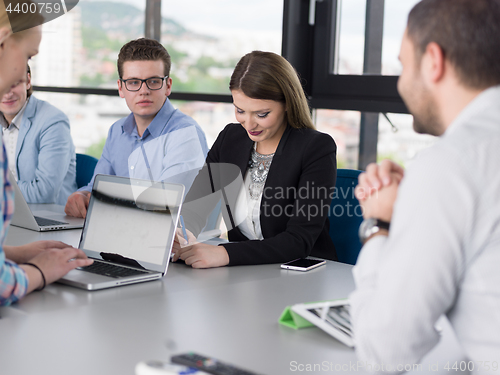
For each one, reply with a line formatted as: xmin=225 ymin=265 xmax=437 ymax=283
xmin=75 ymin=153 xmax=99 ymax=189
xmin=329 ymin=168 xmax=364 ymax=265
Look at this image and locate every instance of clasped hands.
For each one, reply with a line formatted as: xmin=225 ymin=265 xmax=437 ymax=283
xmin=172 ymin=228 xmax=229 ymax=268
xmin=354 ymin=159 xmax=405 ymax=222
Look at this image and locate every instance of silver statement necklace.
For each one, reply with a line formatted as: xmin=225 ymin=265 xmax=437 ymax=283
xmin=248 ymin=143 xmax=275 ymax=200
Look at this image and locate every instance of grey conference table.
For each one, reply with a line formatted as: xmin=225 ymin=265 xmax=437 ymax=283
xmin=1 ymin=210 xmax=468 ymax=375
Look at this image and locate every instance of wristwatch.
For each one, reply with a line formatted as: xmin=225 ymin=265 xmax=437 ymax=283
xmin=358 ymin=218 xmax=390 ymax=243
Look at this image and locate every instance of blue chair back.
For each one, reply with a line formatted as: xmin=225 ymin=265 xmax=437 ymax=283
xmin=328 ymin=169 xmax=363 ymax=265
xmin=76 ymin=153 xmax=98 ymax=189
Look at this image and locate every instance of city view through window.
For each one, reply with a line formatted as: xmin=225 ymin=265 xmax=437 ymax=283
xmin=30 ymin=0 xmax=435 ymax=169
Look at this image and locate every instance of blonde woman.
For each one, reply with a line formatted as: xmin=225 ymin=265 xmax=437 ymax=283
xmin=0 ymin=4 xmax=91 ymax=305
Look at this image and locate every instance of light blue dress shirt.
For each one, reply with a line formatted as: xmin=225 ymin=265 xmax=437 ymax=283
xmin=80 ymin=98 xmax=208 ymax=193
xmin=1 ymin=95 xmax=77 ymax=205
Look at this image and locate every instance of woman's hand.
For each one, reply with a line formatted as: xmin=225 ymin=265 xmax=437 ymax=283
xmin=4 ymin=240 xmax=74 ymax=264
xmin=172 ymin=228 xmax=197 ymax=259
xmin=174 ymin=243 xmax=230 ymax=269
xmin=171 ymin=227 xmax=229 ymax=268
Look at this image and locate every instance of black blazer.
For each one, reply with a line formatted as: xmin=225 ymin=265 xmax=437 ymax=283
xmin=183 ymin=123 xmax=337 ymax=265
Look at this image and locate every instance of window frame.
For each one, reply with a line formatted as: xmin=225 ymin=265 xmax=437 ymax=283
xmin=284 ymin=0 xmax=407 ymax=114
xmin=35 ymin=0 xmax=412 ymax=169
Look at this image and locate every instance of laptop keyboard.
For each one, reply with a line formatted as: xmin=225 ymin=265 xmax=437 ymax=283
xmin=34 ymin=216 xmax=68 ymax=226
xmin=78 ymin=261 xmax=150 ymax=278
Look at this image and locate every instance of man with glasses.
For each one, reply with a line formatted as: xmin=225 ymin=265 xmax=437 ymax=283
xmin=0 ymin=64 xmax=77 ymax=205
xmin=65 ymin=38 xmax=208 ymax=218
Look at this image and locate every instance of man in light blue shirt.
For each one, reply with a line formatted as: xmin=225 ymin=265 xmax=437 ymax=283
xmin=0 ymin=65 xmax=77 ymax=205
xmin=65 ymin=38 xmax=208 ymax=218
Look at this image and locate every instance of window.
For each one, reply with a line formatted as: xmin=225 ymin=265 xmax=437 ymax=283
xmin=29 ymin=0 xmax=435 ymax=167
xmin=161 ymin=0 xmax=283 ymax=95
xmin=30 ymin=1 xmax=283 ymax=155
xmin=314 ymin=109 xmax=360 ymax=170
xmin=283 ymin=0 xmax=437 ymax=169
xmin=170 ymin=100 xmax=236 ymax=147
xmin=30 ymin=1 xmax=146 ymax=155
xmin=307 ymin=0 xmax=405 ymax=114
xmin=335 ymin=0 xmax=421 ymax=76
xmin=378 ymin=113 xmax=437 ymax=167
xmin=336 ymin=0 xmax=366 ymax=75
xmin=382 ymin=0 xmax=421 ymax=75
xmin=31 ymin=91 xmax=129 ymax=156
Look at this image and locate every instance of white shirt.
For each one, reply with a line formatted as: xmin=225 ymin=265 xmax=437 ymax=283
xmin=349 ymin=86 xmax=500 ymax=374
xmin=234 ymin=169 xmax=264 ymax=240
xmin=0 ymin=98 xmax=29 ymax=180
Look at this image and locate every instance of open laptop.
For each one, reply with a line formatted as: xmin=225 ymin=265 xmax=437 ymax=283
xmin=58 ymin=174 xmax=184 ymax=290
xmin=9 ymin=170 xmax=85 ymax=231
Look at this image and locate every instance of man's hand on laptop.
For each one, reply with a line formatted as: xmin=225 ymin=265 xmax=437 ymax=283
xmin=65 ymin=191 xmax=90 ymax=218
xmin=4 ymin=240 xmax=73 ymax=264
xmin=20 ymin=247 xmax=93 ymax=293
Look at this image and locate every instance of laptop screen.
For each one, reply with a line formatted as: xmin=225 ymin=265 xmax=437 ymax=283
xmin=79 ymin=175 xmax=184 ymax=273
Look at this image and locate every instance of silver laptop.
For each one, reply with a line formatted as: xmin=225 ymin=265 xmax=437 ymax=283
xmin=58 ymin=174 xmax=184 ymax=290
xmin=9 ymin=170 xmax=85 ymax=231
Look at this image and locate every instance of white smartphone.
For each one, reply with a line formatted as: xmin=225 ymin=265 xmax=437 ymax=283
xmin=136 ymin=360 xmax=209 ymax=375
xmin=280 ymin=258 xmax=326 ymax=271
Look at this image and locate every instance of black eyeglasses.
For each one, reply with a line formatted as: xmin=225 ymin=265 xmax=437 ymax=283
xmin=120 ymin=76 xmax=169 ymax=91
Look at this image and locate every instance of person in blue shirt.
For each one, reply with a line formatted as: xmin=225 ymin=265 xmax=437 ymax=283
xmin=65 ymin=38 xmax=209 ymax=218
xmin=0 ymin=64 xmax=77 ymax=205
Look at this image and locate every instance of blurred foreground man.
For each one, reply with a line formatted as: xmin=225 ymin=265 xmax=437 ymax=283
xmin=351 ymin=0 xmax=500 ymax=373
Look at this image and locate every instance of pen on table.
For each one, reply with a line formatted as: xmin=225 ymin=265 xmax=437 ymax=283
xmin=179 ymin=215 xmax=189 ymax=245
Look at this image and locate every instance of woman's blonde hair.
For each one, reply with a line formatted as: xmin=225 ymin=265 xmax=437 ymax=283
xmin=0 ymin=1 xmax=11 ymax=32
xmin=229 ymin=51 xmax=315 ymax=130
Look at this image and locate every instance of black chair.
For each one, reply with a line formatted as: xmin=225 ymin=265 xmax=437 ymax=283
xmin=75 ymin=153 xmax=98 ymax=189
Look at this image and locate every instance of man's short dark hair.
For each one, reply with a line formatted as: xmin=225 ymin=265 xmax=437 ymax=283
xmin=117 ymin=38 xmax=171 ymax=79
xmin=407 ymin=0 xmax=500 ymax=90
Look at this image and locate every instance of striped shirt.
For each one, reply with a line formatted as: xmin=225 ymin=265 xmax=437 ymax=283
xmin=0 ymin=140 xmax=28 ymax=306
